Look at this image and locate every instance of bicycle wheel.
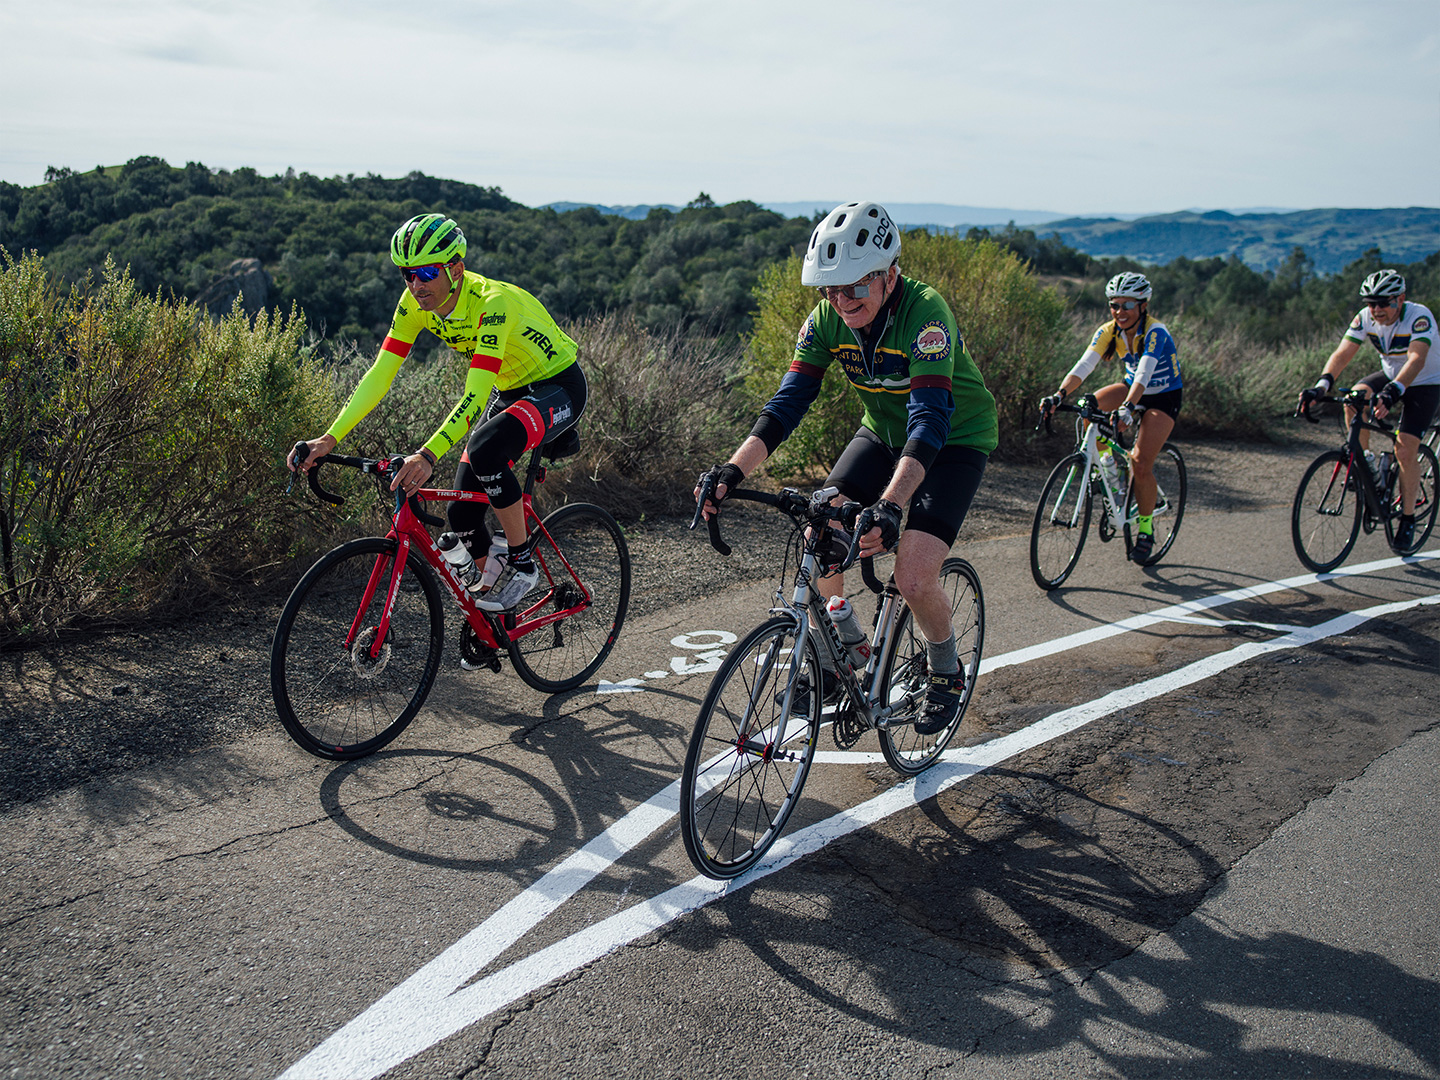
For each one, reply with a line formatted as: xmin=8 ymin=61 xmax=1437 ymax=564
xmin=505 ymin=502 xmax=631 ymax=693
xmin=680 ymin=617 xmax=822 ymax=880
xmin=271 ymin=537 xmax=445 ymax=760
xmin=1124 ymin=442 xmax=1188 ymax=565
xmin=1031 ymin=453 xmax=1092 ymax=590
xmin=1291 ymin=450 xmax=1362 ymax=572
xmin=876 ymin=558 xmax=985 ymax=775
xmin=1383 ymin=443 xmax=1440 ymax=554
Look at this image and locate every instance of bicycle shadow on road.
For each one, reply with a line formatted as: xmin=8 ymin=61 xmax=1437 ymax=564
xmin=668 ymin=766 xmax=1437 ymax=1077
xmin=310 ymin=682 xmax=701 ymax=888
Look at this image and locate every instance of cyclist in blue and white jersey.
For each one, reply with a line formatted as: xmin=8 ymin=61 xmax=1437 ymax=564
xmin=1299 ymin=269 xmax=1437 ymax=552
xmin=1038 ymin=271 xmax=1182 ymax=563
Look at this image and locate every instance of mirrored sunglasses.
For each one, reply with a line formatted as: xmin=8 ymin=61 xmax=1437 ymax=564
xmin=1109 ymin=300 xmax=1139 ymax=312
xmin=400 ymin=264 xmax=445 ymax=282
xmin=820 ymin=271 xmax=882 ymax=301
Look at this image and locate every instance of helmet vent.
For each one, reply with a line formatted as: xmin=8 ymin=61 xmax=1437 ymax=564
xmin=834 ymin=214 xmax=848 ymax=228
xmin=825 ymin=242 xmax=837 ymax=259
xmin=866 ymin=207 xmax=879 ymax=218
xmin=855 ymin=228 xmax=870 ymax=247
xmin=882 ymin=233 xmax=894 ymax=251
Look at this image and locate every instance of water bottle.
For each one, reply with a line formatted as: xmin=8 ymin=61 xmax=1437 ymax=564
xmin=437 ymin=532 xmax=483 ymax=592
xmin=1376 ymin=452 xmax=1392 ymax=490
xmin=478 ymin=531 xmax=507 ymax=592
xmin=1097 ymin=437 xmax=1122 ymax=495
xmin=826 ymin=595 xmax=871 ymax=670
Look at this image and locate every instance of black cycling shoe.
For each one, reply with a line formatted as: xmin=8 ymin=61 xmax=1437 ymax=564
xmin=1394 ymin=515 xmax=1416 ymax=553
xmin=1130 ymin=532 xmax=1154 ymax=564
xmin=782 ymin=668 xmax=840 ymax=716
xmin=914 ymin=670 xmax=965 ymax=736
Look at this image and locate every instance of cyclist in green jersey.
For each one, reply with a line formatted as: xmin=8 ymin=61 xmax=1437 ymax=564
xmin=288 ymin=214 xmax=587 ymax=614
xmin=697 ymin=201 xmax=998 ymax=735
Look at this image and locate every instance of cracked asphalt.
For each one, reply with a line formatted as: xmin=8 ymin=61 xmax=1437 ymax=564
xmin=2 ymin=428 xmax=1438 ymax=1079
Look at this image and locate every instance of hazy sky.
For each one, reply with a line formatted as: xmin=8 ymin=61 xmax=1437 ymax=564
xmin=4 ymin=0 xmax=1437 ymax=216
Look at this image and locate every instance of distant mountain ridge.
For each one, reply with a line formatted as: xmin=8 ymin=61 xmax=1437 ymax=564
xmin=1039 ymin=207 xmax=1439 ymax=274
xmin=544 ymin=200 xmax=1438 ymax=273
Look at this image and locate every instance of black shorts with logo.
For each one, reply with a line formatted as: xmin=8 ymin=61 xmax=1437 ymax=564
xmin=1358 ymin=371 xmax=1440 ymax=437
xmin=826 ymin=426 xmax=987 ymax=548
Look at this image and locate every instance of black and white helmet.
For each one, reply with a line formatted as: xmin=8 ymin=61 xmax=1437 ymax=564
xmin=1105 ymin=272 xmax=1152 ymax=301
xmin=1360 ymin=269 xmax=1405 ymax=301
xmin=800 ymin=201 xmax=900 ymax=288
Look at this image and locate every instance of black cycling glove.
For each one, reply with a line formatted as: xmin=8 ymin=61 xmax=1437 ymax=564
xmin=1378 ymin=380 xmax=1405 ymax=409
xmin=863 ymin=498 xmax=904 ymax=551
xmin=698 ymin=463 xmax=745 ymax=503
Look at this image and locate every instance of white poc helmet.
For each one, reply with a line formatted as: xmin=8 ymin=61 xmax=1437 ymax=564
xmin=801 ymin=201 xmax=900 ymax=287
xmin=1105 ymin=272 xmax=1153 ymax=301
xmin=1360 ymin=269 xmax=1405 ymax=300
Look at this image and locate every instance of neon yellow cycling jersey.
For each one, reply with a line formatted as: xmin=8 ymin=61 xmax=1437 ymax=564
xmin=327 ymin=271 xmax=578 ymax=459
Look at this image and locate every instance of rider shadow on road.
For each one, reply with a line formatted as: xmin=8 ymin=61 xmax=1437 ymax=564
xmin=312 ymin=681 xmax=701 ymax=890
xmin=667 ymin=767 xmax=1436 ymax=1076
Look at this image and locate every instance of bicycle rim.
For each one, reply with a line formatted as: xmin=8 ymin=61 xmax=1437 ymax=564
xmin=1384 ymin=443 xmax=1440 ymax=554
xmin=1031 ymin=453 xmax=1091 ymax=590
xmin=506 ymin=503 xmax=631 ymax=693
xmin=270 ymin=537 xmax=444 ymax=760
xmin=877 ymin=558 xmax=985 ymax=775
xmin=1124 ymin=442 xmax=1187 ymax=565
xmin=1291 ymin=450 xmax=1361 ymax=572
xmin=680 ymin=617 xmax=821 ymax=880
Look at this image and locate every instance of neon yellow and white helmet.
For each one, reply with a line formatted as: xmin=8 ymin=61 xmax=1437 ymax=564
xmin=1360 ymin=269 xmax=1405 ymax=301
xmin=1105 ymin=272 xmax=1152 ymax=301
xmin=390 ymin=213 xmax=466 ymax=267
xmin=800 ymin=201 xmax=900 ymax=287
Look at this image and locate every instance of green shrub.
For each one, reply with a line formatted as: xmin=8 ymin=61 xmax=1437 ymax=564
xmin=741 ymin=232 xmax=1069 ymax=476
xmin=0 ymin=250 xmax=338 ymax=639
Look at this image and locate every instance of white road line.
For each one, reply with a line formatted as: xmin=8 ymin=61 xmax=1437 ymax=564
xmin=277 ymin=573 xmax=1439 ymax=1080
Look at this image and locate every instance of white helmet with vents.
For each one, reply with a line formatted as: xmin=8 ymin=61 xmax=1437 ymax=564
xmin=1105 ymin=272 xmax=1152 ymax=301
xmin=801 ymin=201 xmax=901 ymax=288
xmin=1360 ymin=269 xmax=1405 ymax=300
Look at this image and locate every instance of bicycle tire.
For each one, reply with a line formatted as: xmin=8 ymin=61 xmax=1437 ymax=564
xmin=1124 ymin=442 xmax=1188 ymax=565
xmin=271 ymin=537 xmax=445 ymax=760
xmin=1291 ymin=450 xmax=1362 ymax=572
xmin=680 ymin=617 xmax=822 ymax=880
xmin=505 ymin=502 xmax=632 ymax=693
xmin=1383 ymin=442 xmax=1440 ymax=555
xmin=877 ymin=558 xmax=985 ymax=775
xmin=1030 ymin=452 xmax=1092 ymax=590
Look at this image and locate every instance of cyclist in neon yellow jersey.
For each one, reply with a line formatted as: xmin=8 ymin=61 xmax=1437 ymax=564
xmin=288 ymin=213 xmax=586 ymax=613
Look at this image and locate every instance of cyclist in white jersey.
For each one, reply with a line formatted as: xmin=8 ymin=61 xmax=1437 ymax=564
xmin=1299 ymin=269 xmax=1438 ymax=551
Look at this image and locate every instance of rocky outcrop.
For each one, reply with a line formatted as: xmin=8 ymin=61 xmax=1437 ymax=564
xmin=195 ymin=257 xmax=271 ymax=320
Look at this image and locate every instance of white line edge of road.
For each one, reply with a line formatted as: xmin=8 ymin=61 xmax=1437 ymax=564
xmin=277 ymin=558 xmax=1439 ymax=1080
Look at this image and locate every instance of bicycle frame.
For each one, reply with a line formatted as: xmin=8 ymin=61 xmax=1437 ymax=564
xmin=1311 ymin=392 xmax=1405 ymax=523
xmin=315 ymin=452 xmax=594 ymax=666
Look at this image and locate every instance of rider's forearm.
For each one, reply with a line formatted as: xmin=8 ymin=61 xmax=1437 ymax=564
xmin=728 ymin=436 xmax=770 ymax=479
xmin=880 ymin=455 xmax=926 ymax=508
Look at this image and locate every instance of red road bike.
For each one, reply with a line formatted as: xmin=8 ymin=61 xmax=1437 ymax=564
xmin=271 ymin=440 xmax=630 ymax=760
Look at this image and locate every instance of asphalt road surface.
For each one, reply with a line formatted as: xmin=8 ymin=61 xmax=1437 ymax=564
xmin=3 ymin=495 xmax=1437 ymax=1079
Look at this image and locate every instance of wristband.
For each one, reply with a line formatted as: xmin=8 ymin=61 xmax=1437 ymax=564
xmin=1056 ymin=387 xmax=1068 ymax=403
xmin=1314 ymin=374 xmax=1334 ymax=392
xmin=417 ymin=447 xmax=437 ymax=467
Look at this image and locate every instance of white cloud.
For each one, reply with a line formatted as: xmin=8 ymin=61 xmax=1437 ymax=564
xmin=2 ymin=0 xmax=1436 ymax=213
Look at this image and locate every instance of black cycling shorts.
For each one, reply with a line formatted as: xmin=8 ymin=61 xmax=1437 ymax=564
xmin=826 ymin=426 xmax=988 ymax=548
xmin=1139 ymin=386 xmax=1183 ymax=422
xmin=1358 ymin=371 xmax=1440 ymax=437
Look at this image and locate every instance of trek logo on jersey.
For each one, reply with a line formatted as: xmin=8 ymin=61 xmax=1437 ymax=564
xmin=796 ymin=314 xmax=816 ymax=350
xmin=1414 ymin=316 xmax=1432 ymax=334
xmin=911 ymin=321 xmax=951 ymax=363
xmin=481 ymin=313 xmax=507 ymax=327
xmin=481 ymin=334 xmax=499 ymax=348
xmin=522 ymin=326 xmax=558 ymax=360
